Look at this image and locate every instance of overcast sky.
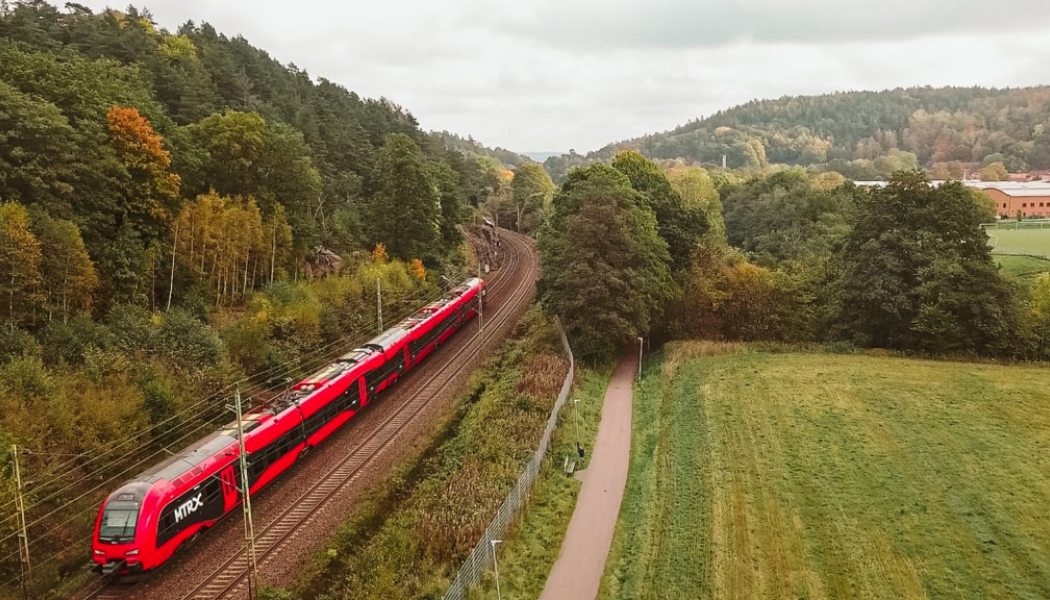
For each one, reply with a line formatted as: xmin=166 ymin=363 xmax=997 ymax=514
xmin=74 ymin=0 xmax=1050 ymax=154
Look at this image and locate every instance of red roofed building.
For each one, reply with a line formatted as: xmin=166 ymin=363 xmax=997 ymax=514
xmin=980 ymin=186 xmax=1050 ymax=218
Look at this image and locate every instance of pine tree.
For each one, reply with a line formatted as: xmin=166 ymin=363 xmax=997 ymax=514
xmin=367 ymin=133 xmax=439 ymax=261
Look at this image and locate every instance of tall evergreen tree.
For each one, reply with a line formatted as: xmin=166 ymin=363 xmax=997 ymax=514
xmin=538 ymin=165 xmax=672 ymax=362
xmin=367 ymin=133 xmax=439 ymax=261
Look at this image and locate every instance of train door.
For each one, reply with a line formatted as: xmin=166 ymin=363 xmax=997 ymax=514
xmin=355 ymin=377 xmax=367 ymax=409
xmin=220 ymin=465 xmax=239 ymax=512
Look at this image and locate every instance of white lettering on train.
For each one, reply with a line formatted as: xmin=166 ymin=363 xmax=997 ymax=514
xmin=174 ymin=493 xmax=204 ymax=523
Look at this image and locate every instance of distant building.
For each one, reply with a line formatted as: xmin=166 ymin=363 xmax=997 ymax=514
xmin=979 ymin=187 xmax=1050 ymax=218
xmin=853 ymin=180 xmax=1050 ymax=218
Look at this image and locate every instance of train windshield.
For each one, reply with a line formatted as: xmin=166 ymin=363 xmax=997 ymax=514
xmin=98 ymin=504 xmax=138 ymax=544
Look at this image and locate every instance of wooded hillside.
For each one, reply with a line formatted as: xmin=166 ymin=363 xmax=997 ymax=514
xmin=544 ymin=87 xmax=1050 ymax=180
xmin=0 ymin=2 xmax=518 ymax=593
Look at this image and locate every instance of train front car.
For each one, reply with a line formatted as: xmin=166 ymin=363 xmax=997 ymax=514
xmin=92 ymin=431 xmax=240 ymax=578
xmin=92 ymin=482 xmax=152 ymax=577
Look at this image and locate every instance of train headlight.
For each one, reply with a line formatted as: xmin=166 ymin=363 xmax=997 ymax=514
xmin=126 ymin=549 xmax=139 ymax=556
xmin=93 ymin=550 xmax=105 ymax=556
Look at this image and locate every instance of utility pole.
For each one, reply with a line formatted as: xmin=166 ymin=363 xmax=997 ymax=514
xmin=11 ymin=445 xmax=30 ymax=600
xmin=231 ymin=389 xmax=259 ymax=600
xmin=376 ymin=277 xmax=383 ymax=333
xmin=477 ymin=263 xmax=483 ymax=332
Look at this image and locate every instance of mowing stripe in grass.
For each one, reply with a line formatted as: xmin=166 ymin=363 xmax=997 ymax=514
xmin=600 ymin=350 xmax=1050 ymax=600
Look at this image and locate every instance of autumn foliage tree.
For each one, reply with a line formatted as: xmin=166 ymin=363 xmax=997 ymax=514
xmin=0 ymin=202 xmax=42 ymax=324
xmin=172 ymin=192 xmax=268 ymax=305
xmin=30 ymin=210 xmax=98 ymax=322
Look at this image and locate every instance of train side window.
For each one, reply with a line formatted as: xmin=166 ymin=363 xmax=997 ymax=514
xmin=205 ymin=479 xmax=221 ymax=503
xmin=160 ymin=512 xmax=175 ymax=534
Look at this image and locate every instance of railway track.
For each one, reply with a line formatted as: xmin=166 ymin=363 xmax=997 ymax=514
xmin=77 ymin=230 xmax=538 ymax=600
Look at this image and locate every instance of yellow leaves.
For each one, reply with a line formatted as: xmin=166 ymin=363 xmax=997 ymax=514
xmin=372 ymin=243 xmax=389 ymax=264
xmin=159 ymin=35 xmax=198 ymax=60
xmin=1032 ymin=273 xmax=1050 ymax=321
xmin=173 ymin=193 xmax=268 ymax=305
xmin=410 ymin=259 xmax=426 ymax=280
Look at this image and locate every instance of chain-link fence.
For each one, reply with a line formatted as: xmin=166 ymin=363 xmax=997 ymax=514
xmin=441 ymin=319 xmax=574 ymax=600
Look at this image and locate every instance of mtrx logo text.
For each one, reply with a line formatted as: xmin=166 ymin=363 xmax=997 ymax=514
xmin=174 ymin=494 xmax=204 ymax=523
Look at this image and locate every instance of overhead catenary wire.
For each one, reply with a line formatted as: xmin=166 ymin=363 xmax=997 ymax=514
xmin=5 ymin=285 xmax=443 ymax=501
xmin=0 ymin=297 xmax=435 ymax=548
xmin=0 ymin=284 xmax=453 ymax=567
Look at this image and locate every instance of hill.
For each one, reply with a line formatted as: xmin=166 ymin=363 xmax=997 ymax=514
xmin=0 ymin=2 xmax=507 ymax=593
xmin=544 ymin=87 xmax=1050 ymax=180
xmin=429 ymin=130 xmax=530 ymax=166
xmin=600 ymin=344 xmax=1050 ymax=599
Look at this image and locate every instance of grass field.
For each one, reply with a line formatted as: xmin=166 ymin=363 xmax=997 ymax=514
xmin=995 ymin=254 xmax=1050 ymax=281
xmin=599 ymin=345 xmax=1050 ymax=600
xmin=986 ymin=227 xmax=1050 ymax=257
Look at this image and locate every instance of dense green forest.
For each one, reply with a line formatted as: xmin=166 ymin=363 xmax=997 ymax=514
xmin=543 ymin=87 xmax=1050 ymax=180
xmin=0 ymin=1 xmax=534 ymax=595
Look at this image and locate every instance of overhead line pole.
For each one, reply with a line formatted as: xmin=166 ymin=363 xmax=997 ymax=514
xmin=231 ymin=389 xmax=259 ymax=600
xmin=377 ymin=277 xmax=383 ymax=333
xmin=11 ymin=445 xmax=30 ymax=600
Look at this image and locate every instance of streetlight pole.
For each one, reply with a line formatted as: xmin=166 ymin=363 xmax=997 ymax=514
xmin=573 ymin=398 xmax=583 ymax=458
xmin=638 ymin=337 xmax=644 ymax=381
xmin=490 ymin=539 xmax=503 ymax=600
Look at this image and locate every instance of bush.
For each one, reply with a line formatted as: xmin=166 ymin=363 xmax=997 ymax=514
xmin=38 ymin=314 xmax=110 ymax=366
xmin=0 ymin=323 xmax=42 ymax=364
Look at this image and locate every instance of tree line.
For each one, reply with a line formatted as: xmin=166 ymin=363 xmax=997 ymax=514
xmin=538 ymin=152 xmax=1050 ymax=364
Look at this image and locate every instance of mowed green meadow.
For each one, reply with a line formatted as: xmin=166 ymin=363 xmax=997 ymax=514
xmin=599 ymin=345 xmax=1050 ymax=600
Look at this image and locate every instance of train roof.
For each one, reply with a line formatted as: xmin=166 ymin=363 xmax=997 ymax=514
xmin=139 ymin=430 xmax=237 ymax=483
xmin=364 ymin=327 xmax=408 ymax=351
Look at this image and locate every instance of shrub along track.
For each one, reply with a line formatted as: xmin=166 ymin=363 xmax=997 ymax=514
xmin=79 ymin=230 xmax=538 ymax=600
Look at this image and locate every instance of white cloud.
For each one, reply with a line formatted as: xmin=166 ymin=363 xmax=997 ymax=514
xmin=71 ymin=1 xmax=1050 ymax=153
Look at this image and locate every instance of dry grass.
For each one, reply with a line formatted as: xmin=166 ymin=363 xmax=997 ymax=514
xmin=516 ymin=354 xmax=570 ymax=400
xmin=663 ymin=340 xmax=744 ymax=376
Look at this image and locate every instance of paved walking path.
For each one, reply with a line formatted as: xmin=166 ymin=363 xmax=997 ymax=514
xmin=538 ymin=354 xmax=636 ymax=600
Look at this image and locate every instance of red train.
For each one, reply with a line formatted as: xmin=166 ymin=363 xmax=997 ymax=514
xmin=91 ymin=278 xmax=486 ymax=577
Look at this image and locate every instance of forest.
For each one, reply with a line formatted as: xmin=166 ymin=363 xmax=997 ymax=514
xmin=0 ymin=1 xmax=545 ymax=594
xmin=543 ymin=87 xmax=1050 ymax=180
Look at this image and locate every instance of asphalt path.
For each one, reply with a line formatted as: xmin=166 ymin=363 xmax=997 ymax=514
xmin=538 ymin=353 xmax=636 ymax=600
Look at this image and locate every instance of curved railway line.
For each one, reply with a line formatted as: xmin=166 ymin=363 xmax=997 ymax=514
xmin=78 ymin=229 xmax=538 ymax=600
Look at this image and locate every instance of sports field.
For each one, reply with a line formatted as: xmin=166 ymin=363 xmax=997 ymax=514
xmin=599 ymin=345 xmax=1050 ymax=600
xmin=995 ymin=254 xmax=1050 ymax=281
xmin=986 ymin=227 xmax=1050 ymax=257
